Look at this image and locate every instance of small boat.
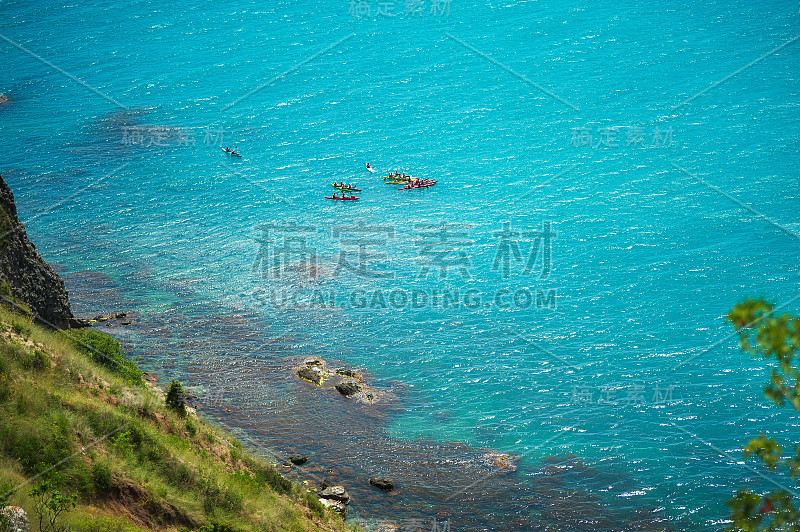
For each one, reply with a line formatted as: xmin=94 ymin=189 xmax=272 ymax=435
xmin=332 ymin=183 xmax=362 ymax=192
xmin=399 ymin=180 xmax=437 ymax=189
xmin=221 ymin=147 xmax=242 ymax=157
xmin=325 ymin=195 xmax=360 ymax=201
xmin=366 ymin=163 xmax=375 ymax=173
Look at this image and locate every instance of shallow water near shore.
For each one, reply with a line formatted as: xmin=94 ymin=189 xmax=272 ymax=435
xmin=3 ymin=0 xmax=800 ymax=529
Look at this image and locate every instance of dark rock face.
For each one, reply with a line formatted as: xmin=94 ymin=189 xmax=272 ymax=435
xmin=0 ymin=174 xmax=75 ymax=329
xmin=369 ymin=477 xmax=394 ymax=491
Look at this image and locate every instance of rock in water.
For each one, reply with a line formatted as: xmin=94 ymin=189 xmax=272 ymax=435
xmin=483 ymin=451 xmax=519 ymax=472
xmin=369 ymin=477 xmax=394 ymax=491
xmin=288 ymin=454 xmax=308 ymax=465
xmin=1 ymin=506 xmax=31 ymax=532
xmin=296 ymin=366 xmax=322 ymax=385
xmin=335 ymin=381 xmax=360 ymax=397
xmin=318 ymin=485 xmax=349 ymax=503
xmin=0 ymin=174 xmax=75 ymax=329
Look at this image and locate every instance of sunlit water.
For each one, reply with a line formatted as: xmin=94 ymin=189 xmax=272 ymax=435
xmin=2 ymin=0 xmax=799 ymax=529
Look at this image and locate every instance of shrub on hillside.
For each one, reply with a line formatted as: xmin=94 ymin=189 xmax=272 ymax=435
xmin=0 ymin=413 xmax=73 ymax=475
xmin=92 ymin=463 xmax=112 ymax=495
xmin=0 ymin=340 xmax=45 ymax=371
xmin=0 ymin=363 xmax=10 ymax=402
xmin=69 ymin=329 xmax=142 ymax=385
xmin=199 ymin=475 xmax=242 ymax=515
xmin=165 ymin=380 xmax=186 ymax=417
xmin=254 ymin=465 xmax=292 ymax=495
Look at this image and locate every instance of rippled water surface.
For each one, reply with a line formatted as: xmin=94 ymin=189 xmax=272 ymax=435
xmin=2 ymin=0 xmax=799 ymax=529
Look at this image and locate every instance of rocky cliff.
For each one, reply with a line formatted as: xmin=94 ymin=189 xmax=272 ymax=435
xmin=0 ymin=173 xmax=75 ymax=328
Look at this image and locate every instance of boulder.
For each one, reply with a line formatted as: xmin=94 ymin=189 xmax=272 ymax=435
xmin=296 ymin=366 xmax=321 ymax=385
xmin=318 ymin=485 xmax=349 ymax=503
xmin=335 ymin=368 xmax=358 ymax=378
xmin=318 ymin=497 xmax=346 ymax=517
xmin=335 ymin=381 xmax=360 ymax=397
xmin=0 ymin=506 xmax=30 ymax=532
xmin=369 ymin=477 xmax=394 ymax=491
xmin=288 ymin=454 xmax=308 ymax=465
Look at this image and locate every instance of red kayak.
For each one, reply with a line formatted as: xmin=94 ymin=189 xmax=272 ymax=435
xmin=325 ymin=195 xmax=360 ymax=200
xmin=399 ymin=180 xmax=436 ymax=190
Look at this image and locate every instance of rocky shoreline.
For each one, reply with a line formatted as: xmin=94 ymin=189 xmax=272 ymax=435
xmin=0 ymin=172 xmax=674 ymax=530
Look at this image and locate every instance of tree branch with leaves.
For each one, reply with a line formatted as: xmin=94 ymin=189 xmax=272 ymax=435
xmin=726 ymin=298 xmax=800 ymax=531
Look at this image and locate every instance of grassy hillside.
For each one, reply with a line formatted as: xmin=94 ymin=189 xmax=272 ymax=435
xmin=0 ymin=309 xmax=357 ymax=532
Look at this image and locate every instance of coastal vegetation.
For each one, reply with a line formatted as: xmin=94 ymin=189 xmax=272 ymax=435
xmin=726 ymin=298 xmax=800 ymax=531
xmin=0 ymin=308 xmax=355 ymax=532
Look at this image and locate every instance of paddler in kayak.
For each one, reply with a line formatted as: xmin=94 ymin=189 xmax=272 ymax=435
xmin=366 ymin=162 xmax=372 ymax=170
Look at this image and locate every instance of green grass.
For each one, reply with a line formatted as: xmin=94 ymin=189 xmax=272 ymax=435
xmin=0 ymin=309 xmax=358 ymax=532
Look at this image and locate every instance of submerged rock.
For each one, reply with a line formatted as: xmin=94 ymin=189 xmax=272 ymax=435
xmin=369 ymin=477 xmax=394 ymax=491
xmin=483 ymin=451 xmax=519 ymax=472
xmin=288 ymin=454 xmax=308 ymax=465
xmin=0 ymin=506 xmax=30 ymax=532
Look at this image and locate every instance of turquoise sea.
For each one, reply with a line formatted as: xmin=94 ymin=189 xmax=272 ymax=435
xmin=2 ymin=0 xmax=799 ymax=529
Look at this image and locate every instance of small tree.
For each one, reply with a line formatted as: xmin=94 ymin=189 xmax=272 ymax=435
xmin=725 ymin=298 xmax=800 ymax=531
xmin=28 ymin=479 xmax=75 ymax=532
xmin=166 ymin=379 xmax=187 ymax=417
